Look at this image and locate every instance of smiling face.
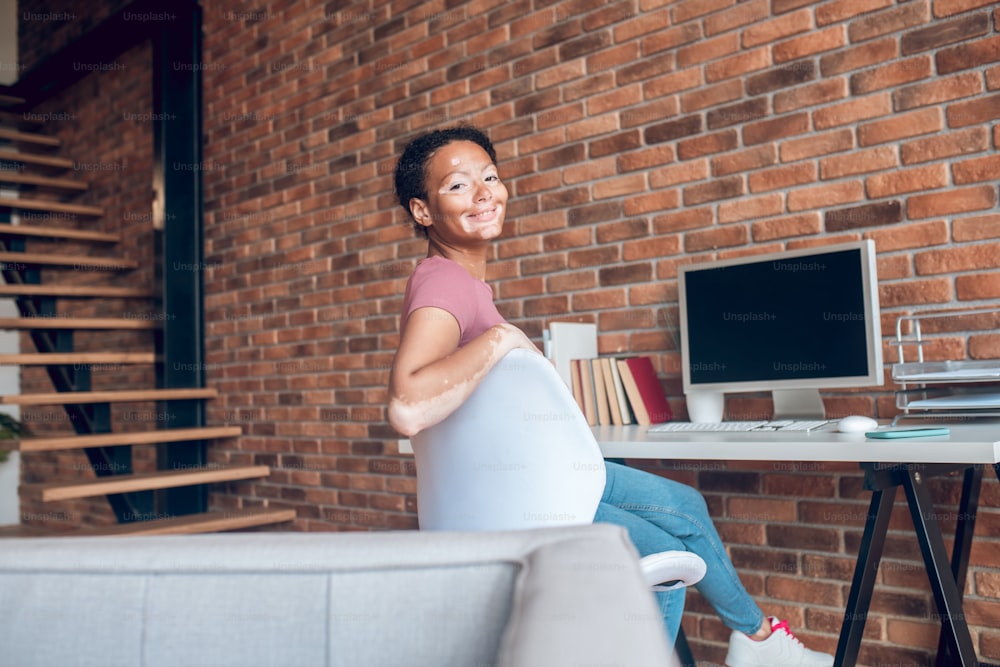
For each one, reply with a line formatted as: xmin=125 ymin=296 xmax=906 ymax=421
xmin=408 ymin=140 xmax=508 ymax=246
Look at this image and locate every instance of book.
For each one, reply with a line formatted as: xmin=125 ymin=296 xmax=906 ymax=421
xmin=616 ymin=356 xmax=672 ymax=425
xmin=578 ymin=358 xmax=597 ymax=426
xmin=570 ymin=358 xmax=585 ymax=415
xmin=547 ymin=322 xmax=597 ymax=388
xmin=591 ymin=358 xmax=611 ymax=426
xmin=599 ymin=357 xmax=623 ymax=426
xmin=605 ymin=356 xmax=634 ymax=425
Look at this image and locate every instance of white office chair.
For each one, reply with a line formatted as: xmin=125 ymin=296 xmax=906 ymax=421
xmin=410 ymin=349 xmax=706 ymax=659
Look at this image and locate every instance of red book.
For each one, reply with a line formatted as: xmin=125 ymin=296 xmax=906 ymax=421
xmin=616 ymin=356 xmax=673 ymax=425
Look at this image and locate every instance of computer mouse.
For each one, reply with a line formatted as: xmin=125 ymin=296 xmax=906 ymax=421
xmin=836 ymin=415 xmax=879 ymax=433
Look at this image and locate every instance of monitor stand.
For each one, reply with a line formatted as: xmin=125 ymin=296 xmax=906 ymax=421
xmin=772 ymin=388 xmax=826 ymax=421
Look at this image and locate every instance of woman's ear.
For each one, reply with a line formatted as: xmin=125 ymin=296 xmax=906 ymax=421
xmin=409 ymin=198 xmax=432 ymax=230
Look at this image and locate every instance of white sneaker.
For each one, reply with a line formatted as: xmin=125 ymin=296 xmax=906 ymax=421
xmin=725 ymin=617 xmax=834 ymax=667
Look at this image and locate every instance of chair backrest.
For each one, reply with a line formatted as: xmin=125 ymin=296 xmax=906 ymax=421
xmin=411 ymin=348 xmax=606 ymax=531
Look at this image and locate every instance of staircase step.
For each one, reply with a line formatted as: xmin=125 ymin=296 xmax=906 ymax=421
xmin=0 ymin=252 xmax=137 ymax=270
xmin=18 ymin=426 xmax=242 ymax=452
xmin=0 ymin=149 xmax=73 ymax=170
xmin=0 ymin=127 xmax=61 ymax=148
xmin=0 ymin=352 xmax=155 ymax=365
xmin=73 ymin=508 xmax=298 ymax=536
xmin=0 ymin=196 xmax=103 ymax=217
xmin=0 ymin=317 xmax=158 ymax=330
xmin=23 ymin=465 xmax=271 ymax=502
xmin=0 ymin=387 xmax=218 ymax=406
xmin=0 ymin=284 xmax=154 ymax=298
xmin=0 ymin=171 xmax=88 ymax=192
xmin=0 ymin=223 xmax=117 ymax=242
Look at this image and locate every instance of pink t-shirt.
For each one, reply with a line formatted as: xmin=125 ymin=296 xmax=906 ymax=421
xmin=400 ymin=256 xmax=506 ymax=348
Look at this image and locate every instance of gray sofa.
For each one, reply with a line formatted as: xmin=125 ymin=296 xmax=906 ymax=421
xmin=0 ymin=523 xmax=673 ymax=666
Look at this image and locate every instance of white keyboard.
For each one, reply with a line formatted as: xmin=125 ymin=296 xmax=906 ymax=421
xmin=647 ymin=420 xmax=832 ymax=433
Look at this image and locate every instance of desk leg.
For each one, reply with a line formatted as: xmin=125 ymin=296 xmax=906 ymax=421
xmin=902 ymin=468 xmax=979 ymax=667
xmin=935 ymin=466 xmax=983 ymax=667
xmin=835 ymin=486 xmax=896 ymax=667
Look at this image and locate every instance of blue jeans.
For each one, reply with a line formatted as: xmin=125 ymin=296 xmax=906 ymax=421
xmin=594 ymin=461 xmax=765 ymax=644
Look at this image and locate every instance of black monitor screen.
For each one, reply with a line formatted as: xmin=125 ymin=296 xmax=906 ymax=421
xmin=684 ymin=248 xmax=872 ymax=386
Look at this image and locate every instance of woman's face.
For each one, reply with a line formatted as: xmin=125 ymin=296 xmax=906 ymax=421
xmin=410 ymin=140 xmax=508 ymax=244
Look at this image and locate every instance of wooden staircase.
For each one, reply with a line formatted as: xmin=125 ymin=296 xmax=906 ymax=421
xmin=0 ymin=93 xmax=294 ymax=535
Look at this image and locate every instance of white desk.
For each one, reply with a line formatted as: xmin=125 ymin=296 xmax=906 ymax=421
xmin=593 ymin=422 xmax=1000 ymax=667
xmin=397 ymin=422 xmax=1000 ymax=666
xmin=592 ymin=422 xmax=1000 ymax=464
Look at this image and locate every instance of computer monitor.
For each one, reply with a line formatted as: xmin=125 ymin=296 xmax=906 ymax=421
xmin=677 ymin=240 xmax=883 ymax=421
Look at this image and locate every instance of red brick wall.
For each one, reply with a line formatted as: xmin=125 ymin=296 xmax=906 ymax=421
xmin=19 ymin=1 xmax=1000 ymax=664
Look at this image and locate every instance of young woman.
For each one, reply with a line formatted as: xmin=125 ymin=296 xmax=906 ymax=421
xmin=388 ymin=125 xmax=834 ymax=667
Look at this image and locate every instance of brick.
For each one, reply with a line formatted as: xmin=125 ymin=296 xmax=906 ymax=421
xmin=743 ymin=9 xmax=813 ymax=48
xmin=901 ymin=126 xmax=989 ymax=165
xmin=595 ymin=219 xmax=652 ymax=244
xmin=618 ymin=145 xmax=676 ymax=172
xmin=677 ymin=32 xmax=740 ymax=68
xmin=678 ymin=130 xmax=739 ymax=160
xmin=907 ymin=185 xmax=997 ymax=219
xmin=743 ymin=112 xmax=810 ymax=145
xmin=781 ymin=128 xmax=854 ymax=163
xmin=748 ymin=162 xmax=816 ymax=193
xmin=865 ymin=163 xmax=948 ymax=199
xmin=641 ymin=22 xmax=703 ymax=55
xmin=953 ymin=214 xmax=1000 ymax=241
xmin=813 ymin=92 xmax=893 ymax=129
xmin=851 ymin=56 xmax=932 ymax=95
xmin=654 ymin=207 xmax=714 ymax=233
xmin=902 ymin=12 xmax=990 ymax=54
xmin=623 ymin=189 xmax=680 ymax=215
xmin=718 ymin=193 xmax=784 ymax=223
xmin=682 ymin=79 xmax=744 ymax=113
xmin=598 ymin=262 xmax=653 ymax=286
xmin=752 ymin=212 xmax=822 ymax=241
xmin=707 ymin=98 xmax=769 ymax=128
xmin=859 ymin=108 xmax=942 ymax=146
xmin=683 ymin=176 xmax=744 ymax=205
xmin=712 ymin=145 xmax=777 ymax=177
xmin=915 ymin=243 xmax=1000 ymax=275
xmin=594 ymin=173 xmax=647 ymax=200
xmin=937 ymin=35 xmax=1000 ymax=74
xmin=705 ymin=0 xmax=769 ymax=35
xmin=673 ymin=0 xmax=738 ymax=24
xmin=957 ymin=272 xmax=1000 ymax=301
xmin=774 ymin=77 xmax=848 ymax=113
xmin=620 ymin=98 xmax=680 ymax=128
xmin=934 ymin=0 xmax=998 ymax=17
xmin=894 ymin=71 xmax=984 ymax=112
xmin=820 ymin=146 xmax=898 ymax=180
xmin=989 ymin=64 xmax=1000 ymax=91
xmin=619 ymin=54 xmax=678 ymax=88
xmin=610 ymin=4 xmax=668 ymax=40
xmin=644 ymin=68 xmax=704 ymax=98
xmin=825 ymin=201 xmax=904 ymax=232
xmin=645 ymin=115 xmax=703 ymax=144
xmin=568 ymin=201 xmax=623 ymax=226
xmin=590 ymin=129 xmax=643 ymax=158
xmin=564 ymin=156 xmax=616 ymax=184
xmin=747 ymin=60 xmax=816 ymax=96
xmin=879 ymin=278 xmax=952 ymax=307
xmin=953 ymin=154 xmax=1000 ymax=185
xmin=684 ymin=224 xmax=749 ymax=252
xmin=773 ymin=25 xmax=846 ymax=63
xmin=706 ymin=46 xmax=771 ymax=82
xmin=848 ymin=1 xmax=930 ymax=43
xmin=867 ymin=220 xmax=949 ymax=252
xmin=815 ymin=0 xmax=893 ymax=26
xmin=650 ymin=159 xmax=710 ymax=188
xmin=947 ymin=93 xmax=1000 ymax=128
xmin=787 ymin=181 xmax=864 ymax=211
xmin=820 ymin=38 xmax=896 ymax=77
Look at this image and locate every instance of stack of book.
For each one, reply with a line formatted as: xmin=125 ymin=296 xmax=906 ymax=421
xmin=569 ymin=356 xmax=673 ymax=426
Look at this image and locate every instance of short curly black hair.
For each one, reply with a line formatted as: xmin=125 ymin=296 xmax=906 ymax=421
xmin=393 ymin=125 xmax=498 ymax=237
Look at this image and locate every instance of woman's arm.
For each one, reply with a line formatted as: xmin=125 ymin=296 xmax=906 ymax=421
xmin=388 ymin=306 xmax=538 ymax=437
